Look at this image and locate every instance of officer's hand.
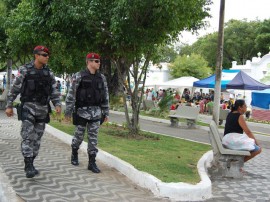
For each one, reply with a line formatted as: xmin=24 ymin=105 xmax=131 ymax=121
xmin=104 ymin=116 xmax=109 ymax=123
xmin=55 ymin=106 xmax=61 ymax=114
xmin=5 ymin=107 xmax=14 ymax=117
xmin=64 ymin=116 xmax=71 ymax=123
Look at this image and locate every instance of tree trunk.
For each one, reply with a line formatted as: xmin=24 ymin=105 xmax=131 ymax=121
xmin=101 ymin=58 xmax=126 ymax=96
xmin=213 ymin=0 xmax=225 ymax=125
xmin=115 ymin=57 xmax=150 ymax=136
xmin=7 ymin=59 xmax=12 ymax=89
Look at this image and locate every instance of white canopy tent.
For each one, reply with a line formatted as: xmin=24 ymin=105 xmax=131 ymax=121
xmin=158 ymin=76 xmax=199 ymax=89
xmin=144 ymin=76 xmax=198 ymax=88
xmin=144 ymin=76 xmax=199 ymax=97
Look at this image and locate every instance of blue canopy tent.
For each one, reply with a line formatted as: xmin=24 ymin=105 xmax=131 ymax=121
xmin=193 ymin=70 xmax=240 ymax=89
xmin=251 ymin=89 xmax=270 ymax=109
xmin=226 ymin=70 xmax=270 ymax=90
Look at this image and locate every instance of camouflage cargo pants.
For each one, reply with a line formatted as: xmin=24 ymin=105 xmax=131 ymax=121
xmin=20 ymin=113 xmax=46 ymax=157
xmin=71 ymin=121 xmax=100 ymax=155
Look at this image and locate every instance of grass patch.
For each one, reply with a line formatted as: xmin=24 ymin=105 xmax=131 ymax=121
xmin=49 ymin=119 xmax=211 ymax=184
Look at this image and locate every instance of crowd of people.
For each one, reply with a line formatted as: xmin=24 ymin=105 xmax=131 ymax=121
xmin=143 ymin=87 xmax=235 ymax=114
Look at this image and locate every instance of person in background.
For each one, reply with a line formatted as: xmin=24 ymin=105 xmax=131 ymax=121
xmin=158 ymin=89 xmax=164 ymax=100
xmin=184 ymin=91 xmax=190 ymax=102
xmin=223 ymin=99 xmax=261 ymax=163
xmin=206 ymin=98 xmax=214 ymax=114
xmin=11 ymin=74 xmax=15 ymax=85
xmin=5 ymin=45 xmax=61 ymax=178
xmin=3 ymin=75 xmax=6 ymax=90
xmin=199 ymin=98 xmax=205 ymax=114
xmin=66 ymin=76 xmax=71 ymax=93
xmin=170 ymin=101 xmax=178 ymax=110
xmin=151 ymin=88 xmax=157 ymax=101
xmin=174 ymin=91 xmax=181 ymax=101
xmin=146 ymin=89 xmax=152 ymax=100
xmin=56 ymin=80 xmax=61 ymax=93
xmin=220 ymin=100 xmax=228 ymax=110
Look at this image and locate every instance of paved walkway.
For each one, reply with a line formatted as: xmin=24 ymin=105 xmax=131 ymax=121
xmin=0 ymin=111 xmax=169 ymax=202
xmin=0 ymin=110 xmax=270 ymax=201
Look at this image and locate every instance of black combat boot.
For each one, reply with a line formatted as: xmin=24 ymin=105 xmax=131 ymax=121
xmin=25 ymin=156 xmax=39 ymax=175
xmin=88 ymin=154 xmax=100 ymax=173
xmin=24 ymin=157 xmax=36 ymax=178
xmin=71 ymin=147 xmax=79 ymax=166
xmin=32 ymin=156 xmax=39 ymax=175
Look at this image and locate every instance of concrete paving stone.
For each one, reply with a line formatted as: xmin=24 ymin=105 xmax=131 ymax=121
xmin=225 ymin=193 xmax=241 ymax=198
xmin=229 ymin=183 xmax=241 ymax=188
xmin=238 ymin=192 xmax=252 ymax=196
xmin=256 ymin=199 xmax=269 ymax=202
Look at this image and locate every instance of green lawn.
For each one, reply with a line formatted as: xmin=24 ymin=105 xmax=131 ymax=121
xmin=49 ymin=119 xmax=211 ymax=184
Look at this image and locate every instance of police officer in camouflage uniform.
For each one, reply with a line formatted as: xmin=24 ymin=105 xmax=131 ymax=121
xmin=65 ymin=52 xmax=109 ymax=173
xmin=5 ymin=46 xmax=61 ymax=178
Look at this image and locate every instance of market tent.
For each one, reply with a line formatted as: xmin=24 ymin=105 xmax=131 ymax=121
xmin=144 ymin=80 xmax=160 ymax=87
xmin=226 ymin=70 xmax=270 ymax=90
xmin=159 ymin=76 xmax=199 ymax=89
xmin=251 ymin=89 xmax=270 ymax=109
xmin=193 ymin=69 xmax=240 ymax=89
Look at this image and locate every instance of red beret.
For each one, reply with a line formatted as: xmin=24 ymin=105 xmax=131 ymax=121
xmin=86 ymin=53 xmax=100 ymax=59
xmin=33 ymin=46 xmax=50 ymax=54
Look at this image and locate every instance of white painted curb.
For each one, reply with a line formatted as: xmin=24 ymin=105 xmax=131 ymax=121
xmin=45 ymin=124 xmax=213 ymax=201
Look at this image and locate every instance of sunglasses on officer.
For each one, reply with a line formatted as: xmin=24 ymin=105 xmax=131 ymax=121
xmin=89 ymin=59 xmax=100 ymax=63
xmin=37 ymin=53 xmax=49 ymax=57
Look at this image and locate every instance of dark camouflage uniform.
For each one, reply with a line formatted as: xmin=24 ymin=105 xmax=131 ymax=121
xmin=65 ymin=70 xmax=109 ymax=155
xmin=6 ymin=61 xmax=61 ymax=157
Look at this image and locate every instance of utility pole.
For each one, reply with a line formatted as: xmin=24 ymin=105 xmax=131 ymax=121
xmin=213 ymin=0 xmax=225 ymax=124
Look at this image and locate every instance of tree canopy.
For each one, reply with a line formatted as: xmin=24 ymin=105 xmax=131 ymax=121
xmin=255 ymin=19 xmax=270 ymax=55
xmin=3 ymin=0 xmax=211 ymax=71
xmin=169 ymin=54 xmax=212 ymax=79
xmin=180 ymin=19 xmax=270 ymax=70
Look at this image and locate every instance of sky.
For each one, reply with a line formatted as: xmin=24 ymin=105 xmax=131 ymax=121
xmin=180 ymin=0 xmax=270 ymax=45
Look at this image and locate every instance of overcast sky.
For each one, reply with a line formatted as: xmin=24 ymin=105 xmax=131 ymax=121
xmin=180 ymin=0 xmax=270 ymax=45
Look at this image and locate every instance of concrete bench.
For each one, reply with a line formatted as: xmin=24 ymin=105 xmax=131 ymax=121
xmin=168 ymin=106 xmax=200 ymax=128
xmin=142 ymin=100 xmax=156 ymax=111
xmin=218 ymin=108 xmax=229 ymax=125
xmin=208 ymin=120 xmax=250 ymax=179
xmin=0 ymin=89 xmax=8 ymax=110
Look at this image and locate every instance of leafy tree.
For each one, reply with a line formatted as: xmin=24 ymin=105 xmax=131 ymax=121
xmin=180 ymin=19 xmax=263 ymax=70
xmin=0 ymin=1 xmax=9 ymax=69
xmin=223 ymin=19 xmax=260 ymax=65
xmin=4 ymin=0 xmax=212 ymax=135
xmin=4 ymin=0 xmax=90 ymax=70
xmin=180 ymin=33 xmax=218 ymax=70
xmin=2 ymin=0 xmax=21 ymax=11
xmin=169 ymin=54 xmax=212 ymax=79
xmin=106 ymin=0 xmax=211 ymax=134
xmin=158 ymin=93 xmax=173 ymax=112
xmin=255 ymin=19 xmax=270 ymax=55
xmin=152 ymin=45 xmax=178 ymax=63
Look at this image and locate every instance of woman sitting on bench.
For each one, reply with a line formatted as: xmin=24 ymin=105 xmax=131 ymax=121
xmin=222 ymin=99 xmax=262 ymax=163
